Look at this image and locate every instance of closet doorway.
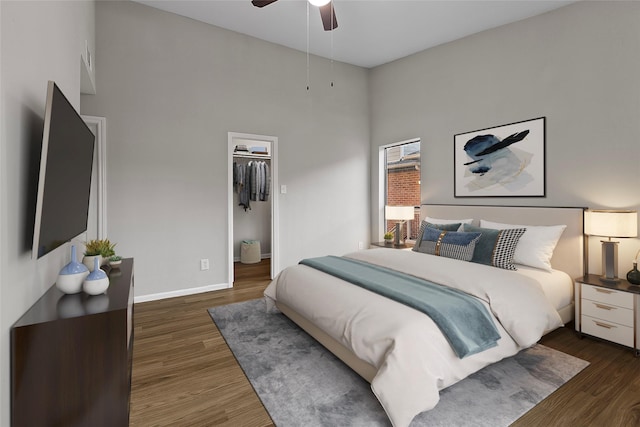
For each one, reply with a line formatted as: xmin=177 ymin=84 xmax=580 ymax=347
xmin=227 ymin=132 xmax=279 ymax=287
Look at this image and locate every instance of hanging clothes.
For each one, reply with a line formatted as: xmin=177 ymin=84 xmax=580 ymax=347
xmin=233 ymin=159 xmax=270 ymax=212
xmin=250 ymin=161 xmax=258 ymax=202
xmin=234 ymin=161 xmax=251 ymax=211
xmin=259 ymin=162 xmax=270 ymax=201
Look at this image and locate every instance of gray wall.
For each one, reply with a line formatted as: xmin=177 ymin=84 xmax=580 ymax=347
xmin=2 ymin=0 xmax=640 ymax=423
xmin=0 ymin=1 xmax=95 ymax=424
xmin=369 ymin=1 xmax=640 ymax=274
xmin=80 ymin=1 xmax=371 ymax=298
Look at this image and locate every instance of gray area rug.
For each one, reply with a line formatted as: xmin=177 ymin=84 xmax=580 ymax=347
xmin=208 ymin=299 xmax=588 ymax=427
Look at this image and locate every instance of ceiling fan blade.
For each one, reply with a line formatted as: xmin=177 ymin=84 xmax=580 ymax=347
xmin=252 ymin=0 xmax=279 ymax=8
xmin=319 ymin=2 xmax=338 ymax=31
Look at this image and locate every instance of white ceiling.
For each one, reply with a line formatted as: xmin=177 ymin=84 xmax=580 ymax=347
xmin=133 ymin=0 xmax=577 ymax=69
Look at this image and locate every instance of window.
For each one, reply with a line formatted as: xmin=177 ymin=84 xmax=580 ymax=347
xmin=384 ymin=139 xmax=420 ymax=240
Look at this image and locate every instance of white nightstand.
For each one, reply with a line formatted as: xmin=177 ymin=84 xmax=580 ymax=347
xmin=575 ymin=274 xmax=640 ymax=356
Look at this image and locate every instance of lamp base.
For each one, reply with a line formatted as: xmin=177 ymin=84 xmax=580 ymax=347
xmin=394 ymin=221 xmax=404 ymax=246
xmin=601 ymin=240 xmax=619 ymax=282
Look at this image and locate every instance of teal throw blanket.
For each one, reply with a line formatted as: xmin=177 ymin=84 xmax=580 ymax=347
xmin=299 ymin=256 xmax=500 ymax=358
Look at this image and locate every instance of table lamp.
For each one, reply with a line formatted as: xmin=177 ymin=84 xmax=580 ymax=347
xmin=584 ymin=209 xmax=638 ymax=282
xmin=385 ymin=206 xmax=414 ymax=246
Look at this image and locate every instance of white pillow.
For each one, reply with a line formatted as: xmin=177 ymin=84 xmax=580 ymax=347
xmin=479 ymin=220 xmax=567 ymax=272
xmin=425 ymin=216 xmax=473 ymax=231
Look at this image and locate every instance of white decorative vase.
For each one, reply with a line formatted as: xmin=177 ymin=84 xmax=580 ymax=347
xmin=83 ymin=257 xmax=109 ymax=295
xmin=82 ymin=254 xmax=102 ymax=271
xmin=57 ymin=245 xmax=90 ymax=294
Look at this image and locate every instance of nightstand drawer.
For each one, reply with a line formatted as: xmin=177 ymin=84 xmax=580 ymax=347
xmin=582 ymin=283 xmax=634 ymax=309
xmin=582 ymin=315 xmax=634 ymax=347
xmin=582 ymin=299 xmax=634 ymax=326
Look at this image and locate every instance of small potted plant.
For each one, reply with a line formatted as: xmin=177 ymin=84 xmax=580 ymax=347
xmin=383 ymin=232 xmax=394 ymax=244
xmin=83 ymin=239 xmax=116 ymax=270
xmin=108 ymin=255 xmax=123 ymax=269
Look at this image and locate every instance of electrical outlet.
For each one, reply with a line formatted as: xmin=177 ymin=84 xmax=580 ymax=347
xmin=358 ymin=241 xmax=364 ymax=250
xmin=200 ymin=259 xmax=210 ymax=271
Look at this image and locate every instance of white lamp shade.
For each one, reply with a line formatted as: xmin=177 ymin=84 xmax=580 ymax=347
xmin=385 ymin=206 xmax=415 ymax=221
xmin=308 ymin=0 xmax=331 ymax=6
xmin=584 ymin=210 xmax=638 ymax=238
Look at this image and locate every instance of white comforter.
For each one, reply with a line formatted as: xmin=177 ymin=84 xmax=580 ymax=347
xmin=264 ymin=248 xmax=563 ymax=427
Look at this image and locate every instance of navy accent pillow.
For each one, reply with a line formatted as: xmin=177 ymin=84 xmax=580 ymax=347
xmin=415 ymin=227 xmax=481 ymax=261
xmin=462 ymin=224 xmax=525 ymax=270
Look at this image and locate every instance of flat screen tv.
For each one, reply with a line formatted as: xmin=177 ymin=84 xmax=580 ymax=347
xmin=32 ymin=81 xmax=95 ymax=259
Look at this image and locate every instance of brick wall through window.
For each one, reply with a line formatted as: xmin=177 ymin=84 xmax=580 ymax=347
xmin=386 ymin=163 xmax=420 ymax=240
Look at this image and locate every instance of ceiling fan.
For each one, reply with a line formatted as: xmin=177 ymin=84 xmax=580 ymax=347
xmin=251 ymin=0 xmax=338 ymax=31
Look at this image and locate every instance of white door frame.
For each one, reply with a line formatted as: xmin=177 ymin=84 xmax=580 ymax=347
xmin=82 ymin=115 xmax=107 ymax=239
xmin=227 ymin=132 xmax=279 ymax=287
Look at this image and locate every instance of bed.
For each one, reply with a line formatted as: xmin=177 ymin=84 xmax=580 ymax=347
xmin=264 ymin=205 xmax=584 ymax=427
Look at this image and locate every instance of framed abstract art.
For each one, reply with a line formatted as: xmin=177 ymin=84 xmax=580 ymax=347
xmin=454 ymin=117 xmax=545 ymax=197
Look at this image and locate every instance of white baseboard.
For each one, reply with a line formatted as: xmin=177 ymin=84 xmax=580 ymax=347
xmin=134 ymin=282 xmax=230 ymax=303
xmin=135 ymin=254 xmax=272 ymax=303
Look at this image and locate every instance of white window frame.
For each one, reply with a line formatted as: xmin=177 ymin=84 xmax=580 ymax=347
xmin=377 ymin=137 xmax=421 ymax=240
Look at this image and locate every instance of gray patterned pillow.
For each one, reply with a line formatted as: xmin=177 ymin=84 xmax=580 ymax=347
xmin=414 ymin=227 xmax=481 ymax=261
xmin=462 ymin=224 xmax=525 ymax=270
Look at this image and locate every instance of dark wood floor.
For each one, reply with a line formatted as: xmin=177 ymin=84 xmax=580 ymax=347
xmin=130 ymin=260 xmax=640 ymax=426
xmin=130 ymin=259 xmax=274 ymax=426
xmin=515 ymin=324 xmax=640 ymax=426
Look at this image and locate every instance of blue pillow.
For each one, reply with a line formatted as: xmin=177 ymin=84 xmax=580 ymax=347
xmin=462 ymin=223 xmax=525 ymax=270
xmin=424 ymin=221 xmax=461 ymax=231
xmin=414 ymin=227 xmax=481 ymax=261
xmin=413 ymin=221 xmax=462 ymax=253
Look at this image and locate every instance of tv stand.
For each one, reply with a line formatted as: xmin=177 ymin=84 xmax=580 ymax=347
xmin=11 ymin=258 xmax=134 ymax=426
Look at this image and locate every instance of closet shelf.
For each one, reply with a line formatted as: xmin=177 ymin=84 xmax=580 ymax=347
xmin=233 ymin=153 xmax=271 ymax=159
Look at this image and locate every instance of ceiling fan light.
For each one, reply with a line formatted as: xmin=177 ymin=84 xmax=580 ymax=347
xmin=308 ymin=0 xmax=331 ymax=7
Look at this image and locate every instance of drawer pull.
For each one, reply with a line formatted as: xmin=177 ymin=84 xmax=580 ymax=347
xmin=594 ymin=303 xmax=615 ymax=311
xmin=594 ymin=321 xmax=616 ymax=329
xmin=595 ymin=288 xmax=615 ymax=294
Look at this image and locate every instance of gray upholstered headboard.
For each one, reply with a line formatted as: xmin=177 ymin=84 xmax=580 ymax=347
xmin=421 ymin=204 xmax=585 ymax=280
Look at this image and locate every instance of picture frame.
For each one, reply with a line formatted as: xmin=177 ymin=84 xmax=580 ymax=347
xmin=454 ymin=117 xmax=545 ymax=198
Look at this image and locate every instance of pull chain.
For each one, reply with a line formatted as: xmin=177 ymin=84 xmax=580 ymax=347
xmin=306 ymin=1 xmax=310 ymax=91
xmin=330 ymin=0 xmax=334 ymax=88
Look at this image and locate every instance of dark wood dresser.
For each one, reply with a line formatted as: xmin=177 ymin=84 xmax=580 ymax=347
xmin=11 ymin=258 xmax=134 ymax=426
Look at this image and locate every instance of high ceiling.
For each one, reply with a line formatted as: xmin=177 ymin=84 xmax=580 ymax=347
xmin=133 ymin=0 xmax=577 ymax=69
